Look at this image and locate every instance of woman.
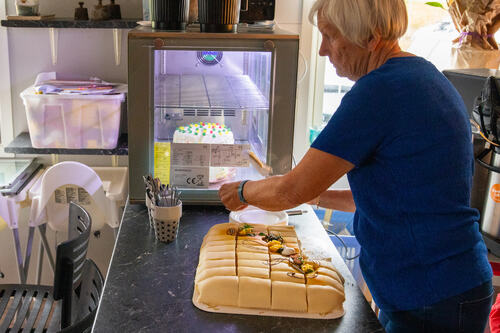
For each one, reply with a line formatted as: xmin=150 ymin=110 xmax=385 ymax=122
xmin=219 ymin=0 xmax=493 ymax=331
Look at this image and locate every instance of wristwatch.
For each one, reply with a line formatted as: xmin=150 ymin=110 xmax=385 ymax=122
xmin=238 ymin=180 xmax=250 ymax=204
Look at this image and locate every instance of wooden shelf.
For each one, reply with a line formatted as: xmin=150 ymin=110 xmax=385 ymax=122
xmin=4 ymin=132 xmax=128 ymax=155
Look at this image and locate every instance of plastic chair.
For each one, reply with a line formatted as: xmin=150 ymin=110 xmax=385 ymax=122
xmin=0 ymin=203 xmax=104 ymax=332
xmin=28 ymin=161 xmax=108 ymax=283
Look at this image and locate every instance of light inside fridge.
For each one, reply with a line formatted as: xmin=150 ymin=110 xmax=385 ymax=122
xmin=153 ymin=50 xmax=272 ymax=189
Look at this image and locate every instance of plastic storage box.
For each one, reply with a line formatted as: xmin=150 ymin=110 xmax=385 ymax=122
xmin=20 ymin=85 xmax=126 ymax=149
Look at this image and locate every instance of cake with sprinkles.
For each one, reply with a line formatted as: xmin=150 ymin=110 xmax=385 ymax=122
xmin=173 ymin=122 xmax=234 ymax=145
xmin=173 ymin=122 xmax=235 ymax=182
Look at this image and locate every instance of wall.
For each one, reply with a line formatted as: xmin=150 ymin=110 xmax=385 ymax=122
xmin=0 ymin=0 xmax=310 ymax=284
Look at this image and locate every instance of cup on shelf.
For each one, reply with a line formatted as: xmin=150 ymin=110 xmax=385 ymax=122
xmin=151 ymin=0 xmax=190 ymax=30
xmin=75 ymin=2 xmax=90 ymax=20
xmin=16 ymin=0 xmax=40 ymax=16
xmin=150 ymin=201 xmax=182 ymax=243
xmin=198 ymin=0 xmax=241 ymax=32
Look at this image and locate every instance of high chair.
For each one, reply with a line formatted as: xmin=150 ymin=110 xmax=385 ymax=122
xmin=28 ymin=161 xmax=109 ymax=284
xmin=0 ymin=168 xmax=43 ymax=284
xmin=0 ymin=203 xmax=104 ymax=332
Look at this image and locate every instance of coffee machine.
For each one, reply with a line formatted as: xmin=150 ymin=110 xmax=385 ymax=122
xmin=445 ymin=69 xmax=500 ymax=256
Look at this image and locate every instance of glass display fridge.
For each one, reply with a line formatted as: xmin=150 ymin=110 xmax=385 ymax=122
xmin=128 ymin=26 xmax=299 ymax=203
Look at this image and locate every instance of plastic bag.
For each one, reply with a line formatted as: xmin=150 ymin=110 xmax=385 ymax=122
xmin=451 ymin=47 xmax=500 ymax=69
xmin=448 ymin=0 xmax=500 ymax=50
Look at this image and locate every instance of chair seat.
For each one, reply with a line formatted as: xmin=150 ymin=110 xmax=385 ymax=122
xmin=0 ymin=284 xmax=62 ymax=333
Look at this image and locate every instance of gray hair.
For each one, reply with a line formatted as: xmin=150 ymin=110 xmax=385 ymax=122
xmin=309 ymin=0 xmax=408 ymax=47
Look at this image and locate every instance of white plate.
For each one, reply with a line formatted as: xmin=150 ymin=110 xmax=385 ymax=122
xmin=229 ymin=207 xmax=288 ymax=225
xmin=137 ymin=21 xmax=152 ymax=26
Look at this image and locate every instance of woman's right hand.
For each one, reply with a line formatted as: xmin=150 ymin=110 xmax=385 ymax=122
xmin=218 ymin=181 xmax=248 ymax=211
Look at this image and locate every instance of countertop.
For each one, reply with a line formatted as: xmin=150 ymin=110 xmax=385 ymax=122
xmin=92 ymin=204 xmax=383 ymax=332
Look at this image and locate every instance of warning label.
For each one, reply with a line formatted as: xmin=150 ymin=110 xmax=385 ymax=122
xmin=53 ymin=186 xmax=92 ymax=205
xmin=490 ymin=184 xmax=500 ymax=203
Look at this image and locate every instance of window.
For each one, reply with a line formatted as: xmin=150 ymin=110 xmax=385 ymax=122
xmin=310 ymin=0 xmax=455 ymax=136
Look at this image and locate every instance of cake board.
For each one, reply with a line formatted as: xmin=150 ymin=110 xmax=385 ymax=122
xmin=192 ymin=289 xmax=345 ymax=320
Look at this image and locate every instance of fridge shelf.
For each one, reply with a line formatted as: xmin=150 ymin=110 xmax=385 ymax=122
xmin=154 ymin=74 xmax=269 ymax=109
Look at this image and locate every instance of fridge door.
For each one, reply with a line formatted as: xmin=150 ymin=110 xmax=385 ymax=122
xmin=128 ymin=30 xmax=299 ymax=203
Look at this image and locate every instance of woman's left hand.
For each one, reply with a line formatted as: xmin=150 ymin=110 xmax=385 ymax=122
xmin=219 ymin=181 xmax=248 ymax=211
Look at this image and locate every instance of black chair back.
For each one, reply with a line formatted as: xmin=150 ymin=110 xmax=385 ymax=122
xmin=53 ymin=202 xmax=92 ymax=329
xmin=60 ymin=259 xmax=104 ymax=333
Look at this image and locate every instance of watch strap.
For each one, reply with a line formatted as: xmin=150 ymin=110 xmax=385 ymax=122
xmin=238 ymin=180 xmax=250 ymax=204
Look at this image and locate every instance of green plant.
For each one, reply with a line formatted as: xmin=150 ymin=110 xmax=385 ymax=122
xmin=425 ymin=1 xmax=448 ymax=10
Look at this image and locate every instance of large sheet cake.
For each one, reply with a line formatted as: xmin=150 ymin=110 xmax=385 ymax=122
xmin=193 ymin=222 xmax=345 ymax=318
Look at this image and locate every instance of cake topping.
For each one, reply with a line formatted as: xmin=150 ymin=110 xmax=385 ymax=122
xmin=238 ymin=223 xmax=255 ymax=236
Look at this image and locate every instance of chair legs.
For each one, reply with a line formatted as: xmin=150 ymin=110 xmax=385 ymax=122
xmin=23 ymin=226 xmax=35 ymax=280
xmin=35 ymin=224 xmax=56 ymax=285
xmin=36 ymin=236 xmax=44 ymax=285
xmin=38 ymin=224 xmax=55 ymax=272
xmin=11 ymin=228 xmax=26 ymax=284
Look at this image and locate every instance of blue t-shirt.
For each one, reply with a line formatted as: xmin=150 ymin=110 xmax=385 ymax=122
xmin=311 ymin=57 xmax=492 ymax=311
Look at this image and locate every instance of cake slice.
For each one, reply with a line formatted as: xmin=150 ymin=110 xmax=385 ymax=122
xmin=271 ymin=270 xmax=306 ymax=284
xmin=195 ymin=266 xmax=236 ymax=283
xmin=203 ymin=244 xmax=235 ymax=252
xmin=238 ymin=277 xmax=271 ymax=309
xmin=197 ymin=258 xmax=235 ymax=271
xmin=200 ymin=251 xmax=235 ymax=261
xmin=306 ymin=285 xmax=345 ymax=314
xmin=238 ymin=259 xmax=269 ymax=268
xmin=238 ymin=266 xmax=270 ymax=279
xmin=203 ymin=234 xmax=236 ymax=243
xmin=237 ymin=244 xmax=269 ymax=253
xmin=271 ymin=281 xmax=307 ymax=312
xmin=196 ymin=276 xmax=239 ymax=307
xmin=237 ymin=252 xmax=269 ymax=261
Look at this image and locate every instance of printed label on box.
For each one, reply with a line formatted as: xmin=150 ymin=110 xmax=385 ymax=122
xmin=171 ymin=143 xmax=210 ymax=167
xmin=171 ymin=167 xmax=209 ymax=188
xmin=210 ymin=144 xmax=251 ymax=167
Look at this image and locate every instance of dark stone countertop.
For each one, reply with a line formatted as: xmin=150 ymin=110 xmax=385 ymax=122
xmin=1 ymin=18 xmax=139 ymax=29
xmin=5 ymin=132 xmax=128 ymax=155
xmin=92 ymin=204 xmax=383 ymax=333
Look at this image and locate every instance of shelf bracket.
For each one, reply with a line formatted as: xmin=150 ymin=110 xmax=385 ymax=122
xmin=49 ymin=28 xmax=59 ymax=65
xmin=113 ymin=28 xmax=122 ymax=66
xmin=51 ymin=153 xmax=59 ymax=165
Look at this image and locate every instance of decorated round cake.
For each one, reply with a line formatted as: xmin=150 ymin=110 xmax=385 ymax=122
xmin=173 ymin=122 xmax=235 ymax=182
xmin=173 ymin=122 xmax=234 ymax=144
